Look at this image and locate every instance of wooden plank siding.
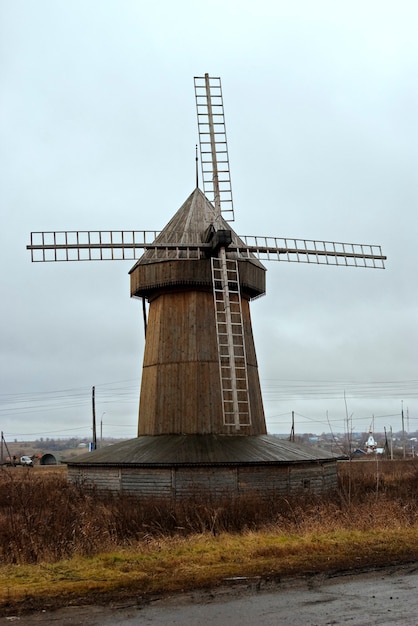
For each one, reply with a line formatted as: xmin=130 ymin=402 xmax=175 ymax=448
xmin=68 ymin=467 xmax=122 ymax=491
xmin=67 ymin=461 xmax=338 ymax=499
xmin=174 ymin=467 xmax=237 ymax=498
xmin=137 ymin=289 xmax=266 ymax=436
xmin=130 ymin=258 xmax=266 ymax=301
xmin=121 ymin=468 xmax=173 ymax=497
xmin=238 ymin=465 xmax=291 ymax=496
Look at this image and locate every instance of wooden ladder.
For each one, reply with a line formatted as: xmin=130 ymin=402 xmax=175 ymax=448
xmin=211 ymin=252 xmax=251 ymax=428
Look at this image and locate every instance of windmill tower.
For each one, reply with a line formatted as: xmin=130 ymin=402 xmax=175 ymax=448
xmin=130 ymin=185 xmax=267 ymax=436
xmin=28 ymin=74 xmax=386 ymax=497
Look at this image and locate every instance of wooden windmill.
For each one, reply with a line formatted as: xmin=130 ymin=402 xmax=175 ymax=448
xmin=27 ymin=74 xmax=386 ymax=441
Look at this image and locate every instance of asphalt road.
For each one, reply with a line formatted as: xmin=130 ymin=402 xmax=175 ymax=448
xmin=2 ymin=564 xmax=418 ymax=625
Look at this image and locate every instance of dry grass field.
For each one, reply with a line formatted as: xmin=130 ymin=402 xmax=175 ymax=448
xmin=0 ymin=458 xmax=417 ymax=614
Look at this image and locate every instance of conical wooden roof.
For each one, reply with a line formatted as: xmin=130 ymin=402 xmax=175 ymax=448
xmin=130 ymin=187 xmax=264 ymax=269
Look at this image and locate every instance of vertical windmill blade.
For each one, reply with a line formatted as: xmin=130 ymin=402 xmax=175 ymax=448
xmin=194 ymin=74 xmax=235 ymax=222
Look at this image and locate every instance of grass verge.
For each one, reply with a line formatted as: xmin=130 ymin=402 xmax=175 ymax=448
xmin=1 ymin=460 xmax=418 ymax=614
xmin=1 ymin=526 xmax=418 ymax=614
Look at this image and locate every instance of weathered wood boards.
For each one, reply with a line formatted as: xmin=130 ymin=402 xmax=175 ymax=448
xmin=137 ymin=289 xmax=266 ymax=435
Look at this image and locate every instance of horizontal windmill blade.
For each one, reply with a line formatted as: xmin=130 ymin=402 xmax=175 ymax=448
xmin=26 ymin=230 xmax=220 ymax=262
xmin=27 ymin=231 xmax=386 ymax=268
xmin=27 ymin=230 xmax=161 ymax=262
xmin=235 ymin=236 xmax=386 ymax=268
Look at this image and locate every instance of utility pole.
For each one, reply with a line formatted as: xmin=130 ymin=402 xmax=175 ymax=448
xmin=100 ymin=412 xmax=106 ymax=449
xmin=390 ymin=426 xmax=393 ymax=460
xmin=289 ymin=411 xmax=295 ymax=442
xmin=402 ymin=401 xmax=406 ymax=459
xmin=344 ymin=390 xmax=351 ymax=459
xmin=92 ymin=386 xmax=97 ymax=451
xmin=1 ymin=433 xmax=13 ymax=465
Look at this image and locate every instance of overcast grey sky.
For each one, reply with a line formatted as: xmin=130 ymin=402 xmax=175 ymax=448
xmin=1 ymin=0 xmax=417 ymax=442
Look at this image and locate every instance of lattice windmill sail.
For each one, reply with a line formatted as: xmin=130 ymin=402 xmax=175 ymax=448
xmin=27 ymin=74 xmax=386 ymax=438
xmin=194 ymin=74 xmax=235 ymax=221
